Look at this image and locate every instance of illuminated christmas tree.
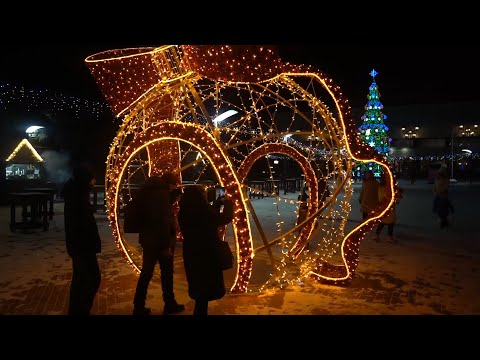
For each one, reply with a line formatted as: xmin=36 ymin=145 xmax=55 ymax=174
xmin=356 ymin=69 xmax=392 ymax=178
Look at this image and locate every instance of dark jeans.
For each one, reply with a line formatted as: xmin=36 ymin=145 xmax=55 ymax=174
xmin=133 ymin=246 xmax=176 ymax=309
xmin=440 ymin=217 xmax=449 ymax=228
xmin=68 ymin=254 xmax=101 ymax=315
xmin=376 ymin=222 xmax=394 ymax=236
xmin=194 ymin=300 xmax=209 ymax=315
xmin=433 ymin=196 xmax=454 ymax=228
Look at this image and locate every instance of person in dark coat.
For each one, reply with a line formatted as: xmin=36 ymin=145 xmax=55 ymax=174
xmin=63 ymin=162 xmax=101 ymax=315
xmin=178 ymin=185 xmax=234 ymax=315
xmin=432 ymin=166 xmax=454 ymax=229
xmin=132 ymin=172 xmax=184 ymax=315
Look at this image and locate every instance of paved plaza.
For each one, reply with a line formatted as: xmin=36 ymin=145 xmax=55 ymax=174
xmin=1 ymin=179 xmax=479 ymax=315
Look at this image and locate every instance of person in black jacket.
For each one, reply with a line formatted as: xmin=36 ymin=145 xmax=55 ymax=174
xmin=178 ymin=185 xmax=234 ymax=315
xmin=132 ymin=172 xmax=184 ymax=315
xmin=63 ymin=163 xmax=101 ymax=315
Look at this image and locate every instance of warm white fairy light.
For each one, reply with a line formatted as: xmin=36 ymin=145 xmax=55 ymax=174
xmin=88 ymin=45 xmax=396 ymax=293
xmin=0 ymin=82 xmax=107 ymax=120
xmin=6 ymin=138 xmax=44 ymax=162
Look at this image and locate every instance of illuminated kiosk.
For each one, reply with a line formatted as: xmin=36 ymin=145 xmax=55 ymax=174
xmin=5 ymin=138 xmax=44 ymax=180
xmin=86 ymin=45 xmax=397 ymax=293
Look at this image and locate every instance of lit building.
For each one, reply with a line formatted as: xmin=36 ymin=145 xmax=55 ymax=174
xmin=351 ymin=101 xmax=480 ymax=181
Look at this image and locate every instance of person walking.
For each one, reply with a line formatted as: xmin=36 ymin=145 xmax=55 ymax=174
xmin=374 ymin=173 xmax=403 ymax=243
xmin=359 ymin=170 xmax=379 ymax=220
xmin=317 ymin=173 xmax=331 ymax=210
xmin=432 ymin=166 xmax=454 ymax=229
xmin=132 ymin=172 xmax=184 ymax=315
xmin=178 ymin=185 xmax=234 ymax=315
xmin=63 ymin=162 xmax=101 ymax=315
xmin=295 ymin=186 xmax=309 ymax=232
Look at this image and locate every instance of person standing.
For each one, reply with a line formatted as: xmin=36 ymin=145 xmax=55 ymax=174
xmin=317 ymin=173 xmax=330 ymax=209
xmin=374 ymin=173 xmax=403 ymax=243
xmin=432 ymin=166 xmax=454 ymax=229
xmin=178 ymin=185 xmax=234 ymax=315
xmin=295 ymin=187 xmax=309 ymax=232
xmin=359 ymin=170 xmax=379 ymax=220
xmin=132 ymin=172 xmax=184 ymax=315
xmin=63 ymin=162 xmax=101 ymax=315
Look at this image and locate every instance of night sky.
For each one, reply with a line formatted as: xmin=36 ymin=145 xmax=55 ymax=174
xmin=1 ymin=44 xmax=478 ymax=109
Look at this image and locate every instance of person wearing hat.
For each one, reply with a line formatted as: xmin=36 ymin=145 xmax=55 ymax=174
xmin=63 ymin=162 xmax=101 ymax=315
xmin=132 ymin=171 xmax=185 ymax=315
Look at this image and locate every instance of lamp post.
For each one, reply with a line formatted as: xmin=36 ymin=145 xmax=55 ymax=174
xmin=402 ymin=126 xmax=419 ymax=139
xmin=450 ymin=127 xmax=457 ymax=183
xmin=212 ymin=109 xmax=238 ymax=127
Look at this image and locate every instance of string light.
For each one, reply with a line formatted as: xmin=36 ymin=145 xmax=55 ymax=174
xmin=87 ymin=45 xmax=395 ymax=293
xmin=6 ymin=138 xmax=44 ymax=162
xmin=0 ymin=82 xmax=108 ymax=120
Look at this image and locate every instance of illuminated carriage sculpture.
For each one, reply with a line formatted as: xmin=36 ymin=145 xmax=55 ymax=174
xmin=86 ymin=45 xmax=398 ymax=293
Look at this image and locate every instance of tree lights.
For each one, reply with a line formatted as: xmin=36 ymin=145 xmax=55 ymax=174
xmin=86 ymin=45 xmax=395 ymax=293
xmin=357 ymin=69 xmax=393 ymax=178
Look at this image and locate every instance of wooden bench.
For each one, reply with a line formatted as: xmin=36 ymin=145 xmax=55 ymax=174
xmin=8 ymin=192 xmax=50 ymax=232
xmin=24 ymin=187 xmax=56 ymax=220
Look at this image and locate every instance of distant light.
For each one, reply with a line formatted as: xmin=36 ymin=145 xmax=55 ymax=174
xmin=283 ymin=134 xmax=292 ymax=142
xmin=26 ymin=126 xmax=44 ymax=134
xmin=212 ymin=110 xmax=238 ymax=125
xmin=462 ymin=149 xmax=472 ymax=154
xmin=273 ymin=160 xmax=279 ymax=164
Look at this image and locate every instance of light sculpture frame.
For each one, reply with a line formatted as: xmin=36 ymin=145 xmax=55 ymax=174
xmin=86 ymin=45 xmax=397 ymax=293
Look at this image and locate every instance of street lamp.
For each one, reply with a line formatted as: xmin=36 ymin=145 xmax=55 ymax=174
xmin=450 ymin=127 xmax=458 ymax=183
xmin=212 ymin=109 xmax=238 ymax=127
xmin=459 ymin=124 xmax=478 ymax=137
xmin=402 ymin=126 xmax=419 ymax=139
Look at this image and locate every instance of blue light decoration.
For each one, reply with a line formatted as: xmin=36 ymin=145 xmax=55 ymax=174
xmin=357 ymin=69 xmax=393 ymax=177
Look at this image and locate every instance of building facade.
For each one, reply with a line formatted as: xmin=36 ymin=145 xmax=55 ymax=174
xmin=352 ymin=101 xmax=480 ymax=182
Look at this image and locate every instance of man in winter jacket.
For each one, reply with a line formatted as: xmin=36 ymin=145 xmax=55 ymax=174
xmin=132 ymin=172 xmax=185 ymax=315
xmin=63 ymin=162 xmax=101 ymax=315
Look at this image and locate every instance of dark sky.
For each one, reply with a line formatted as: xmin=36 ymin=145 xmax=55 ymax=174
xmin=1 ymin=44 xmax=478 ymax=109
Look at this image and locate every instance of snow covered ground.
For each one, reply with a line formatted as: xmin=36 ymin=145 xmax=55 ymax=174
xmin=0 ymin=179 xmax=479 ymax=315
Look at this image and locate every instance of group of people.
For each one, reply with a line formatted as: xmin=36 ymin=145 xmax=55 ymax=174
xmin=63 ymin=164 xmax=234 ymax=316
xmin=359 ymin=165 xmax=454 ymax=242
xmin=64 ymin=162 xmax=457 ymax=315
xmin=359 ymin=170 xmax=402 ymax=243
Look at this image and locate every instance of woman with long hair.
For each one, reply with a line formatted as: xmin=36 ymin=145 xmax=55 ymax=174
xmin=178 ymin=185 xmax=233 ymax=315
